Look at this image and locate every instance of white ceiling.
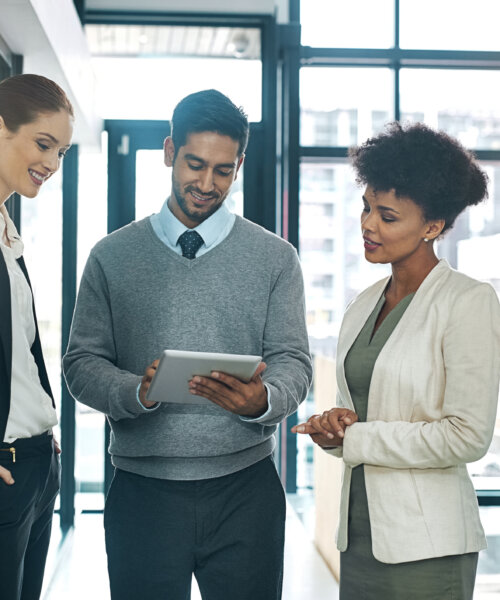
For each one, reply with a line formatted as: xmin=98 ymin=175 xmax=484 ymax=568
xmin=85 ymin=24 xmax=262 ymax=59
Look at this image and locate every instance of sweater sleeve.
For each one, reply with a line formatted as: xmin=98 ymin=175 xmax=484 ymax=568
xmin=342 ymin=283 xmax=500 ymax=469
xmin=63 ymin=252 xmax=145 ymax=421
xmin=251 ymin=246 xmax=313 ymax=425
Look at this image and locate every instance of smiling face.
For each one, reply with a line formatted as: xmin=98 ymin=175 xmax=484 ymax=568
xmin=164 ymin=131 xmax=243 ymax=228
xmin=0 ymin=109 xmax=73 ymax=204
xmin=361 ymin=185 xmax=444 ymax=267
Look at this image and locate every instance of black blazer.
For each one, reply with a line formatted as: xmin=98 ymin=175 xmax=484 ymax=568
xmin=0 ymin=251 xmax=54 ymax=441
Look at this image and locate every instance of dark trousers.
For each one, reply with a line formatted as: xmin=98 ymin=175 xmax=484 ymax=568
xmin=104 ymin=456 xmax=286 ymax=600
xmin=0 ymin=433 xmax=60 ymax=600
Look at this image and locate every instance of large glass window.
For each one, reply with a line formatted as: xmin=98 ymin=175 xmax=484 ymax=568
xmin=299 ymin=159 xmax=388 ymax=357
xmin=300 ymin=67 xmax=394 ymax=147
xmin=400 ymin=0 xmax=500 ymax=51
xmin=297 ymin=158 xmax=389 ymax=492
xmin=85 ymin=25 xmax=262 ymax=122
xmin=444 ymin=163 xmax=500 ymax=498
xmin=300 ymin=0 xmax=394 ymax=49
xmin=400 ymin=69 xmax=500 ymax=150
xmin=75 ymin=134 xmax=109 ymax=511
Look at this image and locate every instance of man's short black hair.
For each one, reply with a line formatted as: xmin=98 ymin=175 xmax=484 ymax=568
xmin=171 ymin=89 xmax=249 ymax=157
xmin=349 ymin=121 xmax=488 ymax=233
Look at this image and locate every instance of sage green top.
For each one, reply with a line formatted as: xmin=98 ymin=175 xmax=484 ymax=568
xmin=344 ymin=292 xmax=415 ymax=536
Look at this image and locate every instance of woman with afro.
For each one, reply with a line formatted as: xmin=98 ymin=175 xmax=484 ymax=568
xmin=294 ymin=122 xmax=500 ymax=599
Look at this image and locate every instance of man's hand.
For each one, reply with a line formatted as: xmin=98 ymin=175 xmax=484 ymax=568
xmin=139 ymin=359 xmax=160 ymax=408
xmin=291 ymin=408 xmax=359 ymax=448
xmin=0 ymin=465 xmax=14 ymax=485
xmin=188 ymin=362 xmax=268 ymax=418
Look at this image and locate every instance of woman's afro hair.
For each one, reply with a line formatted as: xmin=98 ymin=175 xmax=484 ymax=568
xmin=349 ymin=121 xmax=488 ymax=232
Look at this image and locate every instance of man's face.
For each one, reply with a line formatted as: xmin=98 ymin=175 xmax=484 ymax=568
xmin=164 ymin=131 xmax=244 ymax=228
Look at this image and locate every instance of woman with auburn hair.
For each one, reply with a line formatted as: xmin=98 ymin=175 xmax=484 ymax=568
xmin=293 ymin=122 xmax=500 ymax=599
xmin=0 ymin=73 xmax=73 ymax=600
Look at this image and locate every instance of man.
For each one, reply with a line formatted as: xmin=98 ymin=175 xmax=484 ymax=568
xmin=63 ymin=89 xmax=312 ymax=600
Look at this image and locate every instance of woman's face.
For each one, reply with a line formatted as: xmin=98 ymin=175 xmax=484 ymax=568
xmin=0 ymin=109 xmax=73 ymax=203
xmin=361 ymin=185 xmax=434 ymax=266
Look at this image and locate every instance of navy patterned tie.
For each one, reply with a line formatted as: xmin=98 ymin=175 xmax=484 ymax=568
xmin=178 ymin=230 xmax=204 ymax=259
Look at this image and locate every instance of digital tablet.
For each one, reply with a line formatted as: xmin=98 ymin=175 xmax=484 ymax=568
xmin=146 ymin=349 xmax=262 ymax=404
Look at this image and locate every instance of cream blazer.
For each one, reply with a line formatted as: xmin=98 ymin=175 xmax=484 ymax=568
xmin=326 ymin=259 xmax=500 ymax=564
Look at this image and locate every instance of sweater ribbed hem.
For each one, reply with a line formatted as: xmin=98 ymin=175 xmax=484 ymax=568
xmin=111 ymin=437 xmax=275 ymax=481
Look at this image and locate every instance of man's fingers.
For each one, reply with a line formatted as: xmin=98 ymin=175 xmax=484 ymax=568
xmin=208 ymin=371 xmax=245 ymax=393
xmin=142 ymin=358 xmax=160 ymax=384
xmin=146 ymin=366 xmax=157 ymax=380
xmin=189 ymin=377 xmax=234 ymax=405
xmin=0 ymin=466 xmax=14 ymax=485
xmin=252 ymin=362 xmax=267 ymax=380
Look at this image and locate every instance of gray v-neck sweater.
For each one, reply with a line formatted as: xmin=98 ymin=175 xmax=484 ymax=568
xmin=63 ymin=215 xmax=312 ymax=480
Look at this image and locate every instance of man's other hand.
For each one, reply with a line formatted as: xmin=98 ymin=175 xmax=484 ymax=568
xmin=188 ymin=362 xmax=268 ymax=418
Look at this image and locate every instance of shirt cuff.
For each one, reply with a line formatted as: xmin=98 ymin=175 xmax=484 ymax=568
xmin=136 ymin=383 xmax=160 ymax=412
xmin=239 ymin=383 xmax=272 ymax=422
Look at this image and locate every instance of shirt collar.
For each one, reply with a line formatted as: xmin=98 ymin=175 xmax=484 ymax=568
xmin=158 ymin=198 xmax=233 ymax=250
xmin=0 ymin=204 xmax=24 ymax=259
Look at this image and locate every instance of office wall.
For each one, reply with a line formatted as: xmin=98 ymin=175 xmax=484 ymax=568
xmin=0 ymin=0 xmax=101 ymax=146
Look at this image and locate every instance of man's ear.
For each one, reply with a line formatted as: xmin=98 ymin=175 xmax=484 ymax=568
xmin=164 ymin=136 xmax=175 ymax=167
xmin=234 ymin=154 xmax=245 ymax=179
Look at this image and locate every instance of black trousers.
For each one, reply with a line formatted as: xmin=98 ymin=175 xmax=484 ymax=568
xmin=0 ymin=433 xmax=60 ymax=600
xmin=104 ymin=456 xmax=286 ymax=600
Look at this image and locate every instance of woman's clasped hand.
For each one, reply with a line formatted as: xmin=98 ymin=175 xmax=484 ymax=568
xmin=292 ymin=408 xmax=358 ymax=447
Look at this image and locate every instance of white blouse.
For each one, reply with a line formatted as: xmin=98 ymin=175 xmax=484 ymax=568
xmin=0 ymin=205 xmax=57 ymax=443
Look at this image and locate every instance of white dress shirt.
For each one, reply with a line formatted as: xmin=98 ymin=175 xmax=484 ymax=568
xmin=0 ymin=205 xmax=57 ymax=443
xmin=150 ymin=199 xmax=235 ymax=256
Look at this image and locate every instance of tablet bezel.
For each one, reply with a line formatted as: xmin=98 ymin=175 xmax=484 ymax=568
xmin=146 ymin=349 xmax=263 ymax=404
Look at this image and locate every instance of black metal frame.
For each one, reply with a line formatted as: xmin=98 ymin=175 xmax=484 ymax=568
xmin=291 ymin=0 xmax=500 ymax=505
xmin=60 ymin=145 xmax=79 ymax=529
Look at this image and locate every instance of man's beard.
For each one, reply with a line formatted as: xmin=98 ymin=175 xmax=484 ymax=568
xmin=171 ymin=177 xmax=223 ymax=224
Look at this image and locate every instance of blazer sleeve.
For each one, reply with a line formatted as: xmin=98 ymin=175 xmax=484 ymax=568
xmin=342 ymin=283 xmax=500 ymax=470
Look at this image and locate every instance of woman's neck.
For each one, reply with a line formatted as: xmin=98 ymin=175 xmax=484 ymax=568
xmin=388 ymin=251 xmax=439 ymax=300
